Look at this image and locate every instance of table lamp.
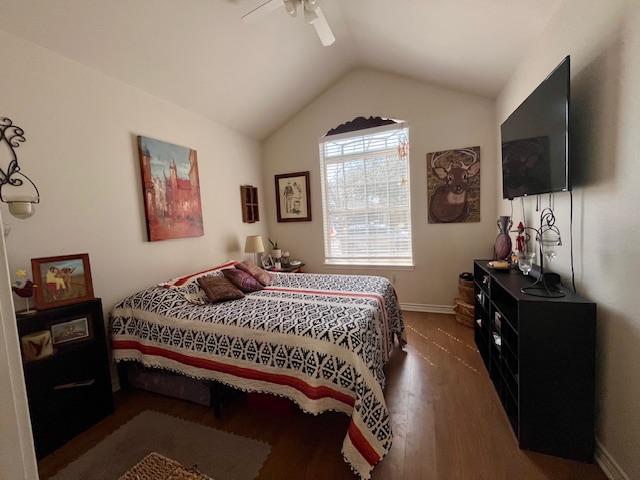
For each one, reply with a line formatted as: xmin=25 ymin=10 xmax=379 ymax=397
xmin=244 ymin=235 xmax=265 ymax=265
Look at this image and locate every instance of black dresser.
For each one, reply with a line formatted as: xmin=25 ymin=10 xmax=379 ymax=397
xmin=473 ymin=260 xmax=596 ymax=462
xmin=18 ymin=298 xmax=114 ymax=458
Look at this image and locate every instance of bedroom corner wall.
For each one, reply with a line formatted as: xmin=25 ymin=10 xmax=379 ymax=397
xmin=495 ymin=1 xmax=640 ymax=478
xmin=262 ymin=68 xmax=497 ymax=307
xmin=0 ymin=28 xmax=268 ymax=315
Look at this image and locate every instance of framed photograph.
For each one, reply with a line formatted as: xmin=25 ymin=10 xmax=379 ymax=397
xmin=51 ymin=317 xmax=91 ymax=345
xmin=275 ymin=171 xmax=311 ymax=222
xmin=31 ymin=254 xmax=94 ymax=310
xmin=138 ymin=136 xmax=204 ymax=241
xmin=21 ymin=330 xmax=53 ymax=362
xmin=261 ymin=255 xmax=274 ymax=269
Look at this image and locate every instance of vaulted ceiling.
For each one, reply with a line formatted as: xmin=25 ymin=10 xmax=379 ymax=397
xmin=0 ymin=0 xmax=562 ymax=139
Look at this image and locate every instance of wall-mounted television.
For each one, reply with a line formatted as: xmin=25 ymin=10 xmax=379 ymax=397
xmin=501 ymin=56 xmax=570 ymax=199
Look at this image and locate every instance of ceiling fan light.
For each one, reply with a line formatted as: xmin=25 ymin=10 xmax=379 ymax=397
xmin=303 ymin=0 xmax=319 ymax=11
xmin=284 ymin=0 xmax=298 ymax=17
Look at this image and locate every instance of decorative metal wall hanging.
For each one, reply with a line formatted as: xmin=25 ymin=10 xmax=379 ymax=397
xmin=0 ymin=117 xmax=40 ymax=218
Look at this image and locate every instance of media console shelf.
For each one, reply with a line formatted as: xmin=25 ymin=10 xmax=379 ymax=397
xmin=473 ymin=260 xmax=595 ymax=461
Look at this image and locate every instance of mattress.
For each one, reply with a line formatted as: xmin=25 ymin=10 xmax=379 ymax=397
xmin=111 ymin=269 xmax=405 ymax=479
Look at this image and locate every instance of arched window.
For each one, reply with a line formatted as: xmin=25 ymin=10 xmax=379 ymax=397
xmin=319 ymin=117 xmax=413 ymax=267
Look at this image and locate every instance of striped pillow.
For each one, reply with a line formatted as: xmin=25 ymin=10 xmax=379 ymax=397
xmin=159 ymin=260 xmax=237 ymax=289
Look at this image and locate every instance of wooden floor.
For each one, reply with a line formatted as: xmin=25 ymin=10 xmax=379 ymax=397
xmin=38 ymin=312 xmax=607 ymax=480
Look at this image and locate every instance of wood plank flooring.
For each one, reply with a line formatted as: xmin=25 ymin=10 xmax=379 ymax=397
xmin=38 ymin=312 xmax=607 ymax=479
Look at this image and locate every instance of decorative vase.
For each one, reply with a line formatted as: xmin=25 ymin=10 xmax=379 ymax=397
xmin=494 ymin=216 xmax=513 ymax=260
xmin=271 ymin=249 xmax=282 ymax=259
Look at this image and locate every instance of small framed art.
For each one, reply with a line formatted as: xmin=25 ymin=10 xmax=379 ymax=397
xmin=51 ymin=317 xmax=91 ymax=345
xmin=31 ymin=254 xmax=95 ymax=309
xmin=275 ymin=171 xmax=311 ymax=222
xmin=261 ymin=255 xmax=274 ymax=269
xmin=21 ymin=330 xmax=54 ymax=362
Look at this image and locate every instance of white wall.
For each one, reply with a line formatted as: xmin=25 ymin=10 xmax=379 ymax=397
xmin=0 ymin=29 xmax=268 ymax=315
xmin=0 ymin=212 xmax=37 ymax=479
xmin=495 ymin=1 xmax=640 ymax=478
xmin=263 ymin=68 xmax=497 ymax=307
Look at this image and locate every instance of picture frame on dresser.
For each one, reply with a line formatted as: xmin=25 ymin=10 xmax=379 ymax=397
xmin=261 ymin=255 xmax=274 ymax=269
xmin=50 ymin=316 xmax=91 ymax=345
xmin=31 ymin=253 xmax=94 ymax=310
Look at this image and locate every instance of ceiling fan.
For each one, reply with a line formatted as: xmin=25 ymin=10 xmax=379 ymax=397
xmin=242 ymin=0 xmax=336 ymax=47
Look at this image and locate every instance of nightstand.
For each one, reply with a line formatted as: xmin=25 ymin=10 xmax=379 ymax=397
xmin=267 ymin=262 xmax=305 ymax=273
xmin=18 ymin=298 xmax=114 ymax=458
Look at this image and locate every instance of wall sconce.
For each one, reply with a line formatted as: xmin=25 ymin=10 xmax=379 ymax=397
xmin=0 ymin=117 xmax=40 ymax=219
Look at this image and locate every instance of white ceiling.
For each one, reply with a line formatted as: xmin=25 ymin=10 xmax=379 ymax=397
xmin=0 ymin=0 xmax=562 ymax=139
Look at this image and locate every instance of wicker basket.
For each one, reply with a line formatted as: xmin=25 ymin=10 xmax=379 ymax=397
xmin=458 ymin=280 xmax=474 ymax=304
xmin=454 ymin=273 xmax=475 ymax=328
xmin=453 ymin=298 xmax=474 ymax=327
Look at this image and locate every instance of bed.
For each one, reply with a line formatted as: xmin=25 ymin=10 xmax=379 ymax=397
xmin=110 ymin=263 xmax=406 ymax=479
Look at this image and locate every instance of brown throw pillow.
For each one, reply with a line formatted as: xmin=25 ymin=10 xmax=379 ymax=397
xmin=235 ymin=260 xmax=273 ymax=286
xmin=222 ymin=268 xmax=264 ymax=293
xmin=197 ymin=275 xmax=244 ymax=303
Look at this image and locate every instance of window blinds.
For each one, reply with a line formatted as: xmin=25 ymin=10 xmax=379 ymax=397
xmin=319 ymin=124 xmax=413 ymax=266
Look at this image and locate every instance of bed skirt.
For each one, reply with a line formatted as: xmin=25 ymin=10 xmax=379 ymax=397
xmin=123 ymin=362 xmax=211 ymax=406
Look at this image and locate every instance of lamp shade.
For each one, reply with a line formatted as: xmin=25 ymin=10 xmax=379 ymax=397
xmin=244 ymin=235 xmax=265 ymax=254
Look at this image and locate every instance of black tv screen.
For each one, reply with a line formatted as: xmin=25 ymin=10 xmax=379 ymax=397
xmin=501 ymin=56 xmax=570 ymax=199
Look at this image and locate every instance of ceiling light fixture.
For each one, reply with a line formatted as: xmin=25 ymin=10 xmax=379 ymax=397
xmin=0 ymin=117 xmax=40 ymax=219
xmin=283 ymin=0 xmax=297 ymax=17
xmin=303 ymin=0 xmax=319 ymax=11
xmin=242 ymin=0 xmax=335 ymax=47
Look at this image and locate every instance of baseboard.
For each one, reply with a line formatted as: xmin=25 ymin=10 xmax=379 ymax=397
xmin=400 ymin=303 xmax=454 ymax=315
xmin=595 ymin=438 xmax=630 ymax=480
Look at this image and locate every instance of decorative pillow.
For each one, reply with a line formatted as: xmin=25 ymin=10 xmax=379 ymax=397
xmin=222 ymin=268 xmax=264 ymax=293
xmin=160 ymin=261 xmax=237 ymax=289
xmin=235 ymin=260 xmax=273 ymax=286
xmin=197 ymin=275 xmax=244 ymax=303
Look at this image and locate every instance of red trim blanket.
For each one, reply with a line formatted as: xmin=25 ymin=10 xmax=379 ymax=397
xmin=111 ymin=270 xmax=406 ymax=479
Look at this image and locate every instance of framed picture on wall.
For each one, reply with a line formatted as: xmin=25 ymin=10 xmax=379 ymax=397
xmin=31 ymin=254 xmax=94 ymax=310
xmin=426 ymin=146 xmax=481 ymax=223
xmin=275 ymin=171 xmax=311 ymax=222
xmin=138 ymin=136 xmax=204 ymax=241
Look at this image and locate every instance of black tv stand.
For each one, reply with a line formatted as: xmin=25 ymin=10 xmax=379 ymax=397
xmin=473 ymin=260 xmax=596 ymax=461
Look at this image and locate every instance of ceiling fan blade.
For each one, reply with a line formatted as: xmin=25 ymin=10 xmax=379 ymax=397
xmin=242 ymin=0 xmax=284 ymax=23
xmin=306 ymin=6 xmax=335 ymax=46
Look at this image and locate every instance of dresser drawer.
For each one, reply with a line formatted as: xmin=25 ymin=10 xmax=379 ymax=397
xmin=28 ymin=375 xmax=113 ymax=458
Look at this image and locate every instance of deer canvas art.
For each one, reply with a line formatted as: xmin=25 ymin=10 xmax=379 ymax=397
xmin=427 ymin=146 xmax=481 ymax=223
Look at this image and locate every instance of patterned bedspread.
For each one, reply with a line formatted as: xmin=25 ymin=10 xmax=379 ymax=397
xmin=111 ymin=269 xmax=406 ymax=479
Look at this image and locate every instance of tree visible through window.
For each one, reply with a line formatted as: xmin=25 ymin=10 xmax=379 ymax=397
xmin=319 ymin=123 xmax=413 ymax=266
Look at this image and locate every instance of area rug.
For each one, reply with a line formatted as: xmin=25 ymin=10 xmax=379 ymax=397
xmin=50 ymin=410 xmax=271 ymax=480
xmin=119 ymin=452 xmax=212 ymax=480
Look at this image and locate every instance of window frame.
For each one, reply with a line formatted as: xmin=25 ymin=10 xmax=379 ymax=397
xmin=318 ymin=122 xmax=414 ymax=268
